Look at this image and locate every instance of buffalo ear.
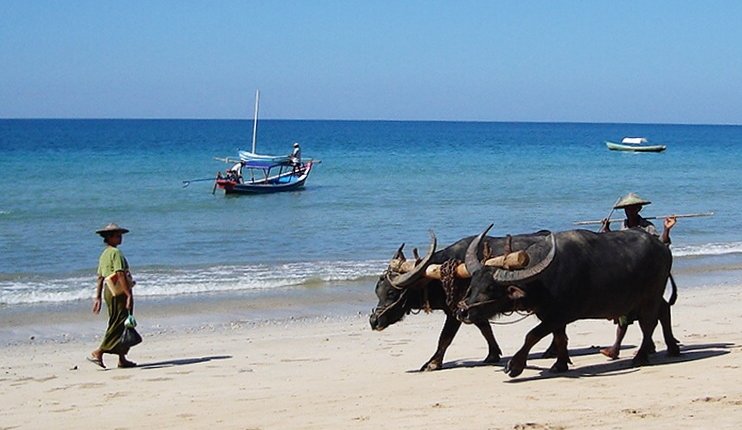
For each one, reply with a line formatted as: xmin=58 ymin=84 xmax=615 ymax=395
xmin=507 ymin=286 xmax=526 ymax=300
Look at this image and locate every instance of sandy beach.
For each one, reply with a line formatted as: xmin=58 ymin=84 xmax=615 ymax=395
xmin=1 ymin=284 xmax=740 ymax=430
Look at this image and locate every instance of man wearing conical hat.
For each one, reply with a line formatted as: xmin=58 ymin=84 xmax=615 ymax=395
xmin=601 ymin=192 xmax=676 ymax=243
xmin=599 ymin=193 xmax=677 ymax=359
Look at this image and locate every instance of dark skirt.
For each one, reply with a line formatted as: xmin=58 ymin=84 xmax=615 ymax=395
xmin=99 ymin=288 xmax=130 ymax=355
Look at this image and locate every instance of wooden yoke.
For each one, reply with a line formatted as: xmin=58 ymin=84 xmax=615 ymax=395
xmin=389 ymin=260 xmax=417 ymax=273
xmin=484 ymin=250 xmax=530 ymax=270
xmin=424 ymin=250 xmax=530 ymax=280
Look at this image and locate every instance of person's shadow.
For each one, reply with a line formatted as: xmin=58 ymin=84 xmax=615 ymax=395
xmin=137 ymin=355 xmax=232 ymax=370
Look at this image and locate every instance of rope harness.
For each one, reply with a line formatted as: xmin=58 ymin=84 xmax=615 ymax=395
xmin=410 ymin=285 xmax=432 ymax=315
xmin=489 ymin=310 xmax=534 ymax=325
xmin=372 ymin=270 xmax=409 ymax=320
xmin=457 ymin=234 xmax=535 ymax=324
xmin=375 ymin=264 xmax=432 ymax=317
xmin=440 ymin=259 xmax=462 ymax=312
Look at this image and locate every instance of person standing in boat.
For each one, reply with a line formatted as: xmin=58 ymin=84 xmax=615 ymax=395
xmin=88 ymin=223 xmax=137 ymax=369
xmin=599 ymin=193 xmax=677 ymax=359
xmin=290 ymin=142 xmax=302 ymax=173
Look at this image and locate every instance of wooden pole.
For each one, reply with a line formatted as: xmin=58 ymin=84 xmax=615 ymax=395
xmin=574 ymin=211 xmax=714 ymax=226
xmin=212 ymin=173 xmax=220 ymax=195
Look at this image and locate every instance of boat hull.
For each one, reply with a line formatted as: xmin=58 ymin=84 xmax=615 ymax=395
xmin=605 ymin=141 xmax=666 ymax=152
xmin=216 ymin=162 xmax=314 ymax=195
xmin=223 ymin=177 xmax=308 ymax=194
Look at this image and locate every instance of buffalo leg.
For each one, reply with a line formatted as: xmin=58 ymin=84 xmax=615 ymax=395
xmin=473 ymin=320 xmax=502 ymax=363
xmin=506 ymin=322 xmax=552 ymax=378
xmin=421 ymin=314 xmax=461 ymax=371
xmin=541 ymin=332 xmax=568 ymax=359
xmin=633 ymin=312 xmax=659 ymax=367
xmin=550 ymin=325 xmax=571 ymax=373
xmin=658 ymin=300 xmax=680 ymax=357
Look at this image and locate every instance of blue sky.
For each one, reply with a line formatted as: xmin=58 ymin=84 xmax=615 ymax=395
xmin=1 ymin=1 xmax=740 ymax=124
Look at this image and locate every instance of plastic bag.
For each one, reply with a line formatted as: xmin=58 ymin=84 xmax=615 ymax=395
xmin=125 ymin=314 xmax=137 ymax=328
xmin=119 ymin=326 xmax=142 ymax=348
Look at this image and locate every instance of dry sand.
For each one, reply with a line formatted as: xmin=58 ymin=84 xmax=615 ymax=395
xmin=1 ymin=284 xmax=740 ymax=429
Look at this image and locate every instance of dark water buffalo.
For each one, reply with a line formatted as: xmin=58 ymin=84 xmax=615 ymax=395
xmin=369 ymin=230 xmax=551 ymax=371
xmin=458 ymin=226 xmax=680 ymax=378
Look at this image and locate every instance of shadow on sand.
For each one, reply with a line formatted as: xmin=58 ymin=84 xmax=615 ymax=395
xmin=414 ymin=343 xmax=734 ymax=379
xmin=507 ymin=342 xmax=733 ymax=383
xmin=137 ymin=355 xmax=232 ymax=370
xmin=409 ymin=345 xmax=603 ymax=373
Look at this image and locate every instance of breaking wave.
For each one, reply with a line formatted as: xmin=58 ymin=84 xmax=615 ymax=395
xmin=672 ymin=241 xmax=742 ymax=257
xmin=0 ymin=260 xmax=385 ymax=306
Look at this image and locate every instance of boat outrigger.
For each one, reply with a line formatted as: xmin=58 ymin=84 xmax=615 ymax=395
xmin=605 ymin=137 xmax=666 ymax=152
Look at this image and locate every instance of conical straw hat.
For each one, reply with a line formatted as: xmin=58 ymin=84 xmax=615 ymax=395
xmin=614 ymin=193 xmax=651 ymax=209
xmin=95 ymin=223 xmax=130 ymax=236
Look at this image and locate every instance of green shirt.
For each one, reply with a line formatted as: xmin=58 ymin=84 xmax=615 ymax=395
xmin=97 ymin=246 xmax=128 ymax=278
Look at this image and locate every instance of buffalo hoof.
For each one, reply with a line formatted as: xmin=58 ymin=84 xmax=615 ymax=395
xmin=631 ymin=353 xmax=650 ymax=367
xmin=550 ymin=360 xmax=569 ymax=373
xmin=483 ymin=353 xmax=501 ymax=364
xmin=505 ymin=359 xmax=525 ymax=378
xmin=420 ymin=360 xmax=442 ymax=372
xmin=667 ymin=343 xmax=681 ymax=357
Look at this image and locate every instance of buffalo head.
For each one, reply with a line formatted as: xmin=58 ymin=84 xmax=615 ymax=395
xmin=369 ymin=232 xmax=437 ymax=331
xmin=457 ymin=225 xmax=556 ymax=324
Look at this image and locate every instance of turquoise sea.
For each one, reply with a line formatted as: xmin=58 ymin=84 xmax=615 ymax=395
xmin=1 ymin=120 xmax=741 ymax=315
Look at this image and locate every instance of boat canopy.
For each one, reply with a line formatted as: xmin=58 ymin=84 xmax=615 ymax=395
xmin=242 ymin=159 xmax=288 ymax=169
xmin=239 ymin=150 xmax=290 ymax=163
xmin=621 ymin=137 xmax=648 ymax=145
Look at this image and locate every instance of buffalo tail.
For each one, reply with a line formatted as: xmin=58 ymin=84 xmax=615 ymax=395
xmin=668 ymin=273 xmax=678 ymax=306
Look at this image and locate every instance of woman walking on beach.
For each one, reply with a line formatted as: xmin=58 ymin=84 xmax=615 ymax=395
xmin=88 ymin=223 xmax=137 ymax=369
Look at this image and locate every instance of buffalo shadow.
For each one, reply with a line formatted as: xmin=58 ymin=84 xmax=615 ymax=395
xmin=411 ymin=342 xmax=733 ymax=377
xmin=414 ymin=345 xmax=603 ymax=373
xmin=505 ymin=342 xmax=733 ymax=383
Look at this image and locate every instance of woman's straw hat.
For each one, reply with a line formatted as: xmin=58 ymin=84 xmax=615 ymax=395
xmin=95 ymin=223 xmax=130 ymax=236
xmin=614 ymin=193 xmax=652 ymax=209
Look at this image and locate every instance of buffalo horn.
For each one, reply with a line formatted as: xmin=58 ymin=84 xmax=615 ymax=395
xmin=492 ymin=233 xmax=556 ymax=284
xmin=389 ymin=231 xmax=437 ymax=288
xmin=464 ymin=224 xmax=494 ymax=276
xmin=386 ymin=243 xmax=406 ymax=272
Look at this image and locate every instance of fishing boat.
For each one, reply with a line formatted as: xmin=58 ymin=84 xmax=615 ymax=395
xmin=605 ymin=137 xmax=666 ymax=152
xmin=210 ymin=90 xmax=318 ymax=195
xmin=214 ymin=159 xmax=315 ymax=194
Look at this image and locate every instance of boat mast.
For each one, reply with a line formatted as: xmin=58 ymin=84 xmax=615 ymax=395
xmin=251 ymin=89 xmax=260 ymax=154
